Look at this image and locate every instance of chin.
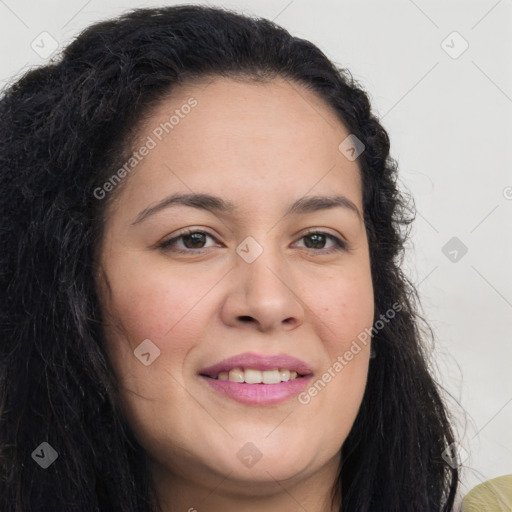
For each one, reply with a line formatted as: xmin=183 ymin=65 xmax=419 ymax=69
xmin=209 ymin=436 xmax=317 ymax=480
xmin=220 ymin=456 xmax=316 ymax=488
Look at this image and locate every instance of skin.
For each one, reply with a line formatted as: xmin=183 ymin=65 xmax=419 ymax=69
xmin=96 ymin=76 xmax=374 ymax=512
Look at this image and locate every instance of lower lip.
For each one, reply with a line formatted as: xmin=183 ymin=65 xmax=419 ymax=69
xmin=200 ymin=375 xmax=313 ymax=405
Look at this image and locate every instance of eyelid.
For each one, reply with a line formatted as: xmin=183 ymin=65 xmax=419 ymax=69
xmin=298 ymin=226 xmax=346 ymax=241
xmin=158 ymin=227 xmax=348 ymax=253
xmin=293 ymin=228 xmax=347 ymax=252
xmin=157 ymin=227 xmax=219 ymax=250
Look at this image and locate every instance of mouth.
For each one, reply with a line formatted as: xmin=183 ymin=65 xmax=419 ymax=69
xmin=198 ymin=352 xmax=313 ymax=405
xmin=200 ymin=367 xmax=307 ymax=384
xmin=198 ymin=352 xmax=313 ymax=382
xmin=199 ymin=369 xmax=313 ymax=406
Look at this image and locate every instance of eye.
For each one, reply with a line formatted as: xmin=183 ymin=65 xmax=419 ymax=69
xmin=158 ymin=228 xmax=346 ymax=255
xmin=293 ymin=230 xmax=346 ymax=254
xmin=158 ymin=229 xmax=218 ymax=253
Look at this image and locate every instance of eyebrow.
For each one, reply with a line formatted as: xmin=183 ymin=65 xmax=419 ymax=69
xmin=131 ymin=192 xmax=362 ymax=225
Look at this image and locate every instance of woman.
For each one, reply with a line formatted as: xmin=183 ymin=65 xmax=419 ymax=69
xmin=0 ymin=5 xmax=459 ymax=511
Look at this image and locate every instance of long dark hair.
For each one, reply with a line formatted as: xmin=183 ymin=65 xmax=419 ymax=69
xmin=0 ymin=5 xmax=459 ymax=511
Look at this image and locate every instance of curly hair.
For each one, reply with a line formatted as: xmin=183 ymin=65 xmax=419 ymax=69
xmin=0 ymin=5 xmax=459 ymax=511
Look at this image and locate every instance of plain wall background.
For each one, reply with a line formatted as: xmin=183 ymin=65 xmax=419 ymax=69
xmin=1 ymin=0 xmax=511 ymax=508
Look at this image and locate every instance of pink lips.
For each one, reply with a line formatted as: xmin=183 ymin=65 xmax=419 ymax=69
xmin=199 ymin=352 xmax=314 ymax=406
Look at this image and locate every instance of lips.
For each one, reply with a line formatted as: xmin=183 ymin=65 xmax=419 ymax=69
xmin=199 ymin=352 xmax=313 ymax=378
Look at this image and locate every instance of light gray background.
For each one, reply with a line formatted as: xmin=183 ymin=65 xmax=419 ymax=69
xmin=1 ymin=0 xmax=511 ymax=508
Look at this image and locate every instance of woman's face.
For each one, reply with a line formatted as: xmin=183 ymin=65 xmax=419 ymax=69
xmin=97 ymin=76 xmax=374 ymax=496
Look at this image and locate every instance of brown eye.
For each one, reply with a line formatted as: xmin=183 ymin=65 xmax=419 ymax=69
xmin=180 ymin=232 xmax=209 ymax=249
xmin=159 ymin=229 xmax=346 ymax=255
xmin=159 ymin=230 xmax=217 ymax=253
xmin=294 ymin=231 xmax=346 ymax=254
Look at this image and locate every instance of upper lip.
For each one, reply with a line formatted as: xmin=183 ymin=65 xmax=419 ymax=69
xmin=199 ymin=352 xmax=313 ymax=377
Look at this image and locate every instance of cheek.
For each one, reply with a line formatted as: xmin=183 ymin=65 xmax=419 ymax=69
xmin=100 ymin=255 xmax=216 ymax=345
xmin=98 ymin=258 xmax=211 ymax=423
xmin=98 ymin=256 xmax=218 ymax=404
xmin=303 ymin=262 xmax=374 ymax=356
xmin=298 ymin=262 xmax=373 ymax=403
xmin=329 ymin=279 xmax=374 ymax=355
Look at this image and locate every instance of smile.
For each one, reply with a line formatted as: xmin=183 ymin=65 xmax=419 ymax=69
xmin=200 ymin=372 xmax=313 ymax=406
xmin=202 ymin=367 xmax=305 ymax=384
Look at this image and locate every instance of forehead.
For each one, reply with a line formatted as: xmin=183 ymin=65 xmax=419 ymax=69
xmin=140 ymin=75 xmax=353 ymax=155
xmin=113 ymin=76 xmax=363 ymax=219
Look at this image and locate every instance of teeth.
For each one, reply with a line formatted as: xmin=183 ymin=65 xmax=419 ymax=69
xmin=214 ymin=368 xmax=300 ymax=384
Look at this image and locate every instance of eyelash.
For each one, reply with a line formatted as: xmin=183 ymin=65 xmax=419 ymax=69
xmin=158 ymin=229 xmax=347 ymax=255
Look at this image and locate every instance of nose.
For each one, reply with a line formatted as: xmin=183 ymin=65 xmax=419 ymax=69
xmin=220 ymin=242 xmax=305 ymax=332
